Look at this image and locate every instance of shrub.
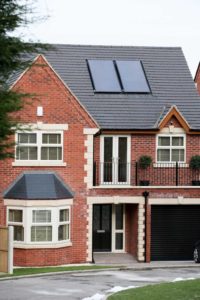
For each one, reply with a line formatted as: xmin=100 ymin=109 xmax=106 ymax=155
xmin=138 ymin=155 xmax=152 ymax=169
xmin=190 ymin=155 xmax=200 ymax=170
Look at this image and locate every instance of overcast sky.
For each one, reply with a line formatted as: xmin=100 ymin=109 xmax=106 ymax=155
xmin=20 ymin=0 xmax=200 ymax=76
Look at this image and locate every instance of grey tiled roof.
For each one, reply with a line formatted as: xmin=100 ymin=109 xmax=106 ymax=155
xmin=9 ymin=44 xmax=200 ymax=129
xmin=3 ymin=171 xmax=74 ymax=200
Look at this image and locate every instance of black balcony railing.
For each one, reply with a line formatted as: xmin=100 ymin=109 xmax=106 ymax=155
xmin=93 ymin=161 xmax=200 ymax=186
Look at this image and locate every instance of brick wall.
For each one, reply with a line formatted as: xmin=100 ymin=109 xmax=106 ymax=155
xmin=0 ymin=55 xmax=96 ymax=266
xmin=90 ymin=187 xmax=200 ymax=198
xmin=125 ymin=204 xmax=138 ymax=256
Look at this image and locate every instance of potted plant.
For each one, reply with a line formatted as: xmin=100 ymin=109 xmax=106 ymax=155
xmin=138 ymin=155 xmax=152 ymax=186
xmin=189 ymin=155 xmax=200 ymax=185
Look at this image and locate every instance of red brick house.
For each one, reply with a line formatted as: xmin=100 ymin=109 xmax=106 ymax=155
xmin=1 ymin=45 xmax=200 ymax=266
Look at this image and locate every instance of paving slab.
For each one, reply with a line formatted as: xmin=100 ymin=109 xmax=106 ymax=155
xmin=93 ymin=253 xmax=199 ymax=269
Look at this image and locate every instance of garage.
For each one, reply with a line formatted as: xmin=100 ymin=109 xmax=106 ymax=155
xmin=151 ymin=205 xmax=200 ymax=261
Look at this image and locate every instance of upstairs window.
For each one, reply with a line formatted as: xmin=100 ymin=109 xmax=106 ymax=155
xmin=16 ymin=132 xmax=63 ymax=161
xmin=41 ymin=134 xmax=62 ymax=160
xmin=16 ymin=133 xmax=37 ymax=160
xmin=157 ymin=135 xmax=185 ymax=163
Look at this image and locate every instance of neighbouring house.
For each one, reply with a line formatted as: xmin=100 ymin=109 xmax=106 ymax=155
xmin=195 ymin=62 xmax=200 ymax=95
xmin=1 ymin=45 xmax=200 ymax=267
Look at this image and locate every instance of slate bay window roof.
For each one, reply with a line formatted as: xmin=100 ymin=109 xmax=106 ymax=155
xmin=3 ymin=172 xmax=74 ymax=200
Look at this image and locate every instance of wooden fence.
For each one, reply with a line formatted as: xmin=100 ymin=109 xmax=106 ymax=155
xmin=0 ymin=226 xmax=13 ymax=274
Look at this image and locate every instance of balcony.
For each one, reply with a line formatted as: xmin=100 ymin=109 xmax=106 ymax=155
xmin=93 ymin=162 xmax=200 ymax=187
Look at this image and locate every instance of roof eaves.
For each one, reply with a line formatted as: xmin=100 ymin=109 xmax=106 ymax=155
xmin=9 ymin=55 xmax=40 ymax=91
xmin=154 ymin=105 xmax=168 ymax=128
xmin=158 ymin=105 xmax=191 ymax=130
xmin=3 ymin=172 xmax=25 ymax=198
xmin=54 ymin=172 xmax=74 ymax=198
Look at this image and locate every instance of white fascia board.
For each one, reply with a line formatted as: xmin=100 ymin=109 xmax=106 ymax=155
xmin=4 ymin=199 xmax=73 ymax=207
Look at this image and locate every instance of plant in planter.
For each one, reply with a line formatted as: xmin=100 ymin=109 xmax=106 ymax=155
xmin=138 ymin=155 xmax=152 ymax=186
xmin=189 ymin=155 xmax=200 ymax=185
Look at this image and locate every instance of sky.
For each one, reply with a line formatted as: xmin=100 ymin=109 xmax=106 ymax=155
xmin=19 ymin=0 xmax=200 ymax=76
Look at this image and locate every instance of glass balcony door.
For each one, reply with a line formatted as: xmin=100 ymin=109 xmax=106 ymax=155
xmin=101 ymin=136 xmax=130 ymax=184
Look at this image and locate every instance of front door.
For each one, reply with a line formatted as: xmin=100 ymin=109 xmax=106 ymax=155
xmin=93 ymin=204 xmax=112 ymax=251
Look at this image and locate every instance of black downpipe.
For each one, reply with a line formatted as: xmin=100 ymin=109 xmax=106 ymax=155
xmin=142 ymin=191 xmax=149 ymax=262
xmin=92 ymin=207 xmax=95 ymax=263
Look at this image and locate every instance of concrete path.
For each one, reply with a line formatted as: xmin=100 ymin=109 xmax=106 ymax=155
xmin=93 ymin=253 xmax=199 ymax=269
xmin=1 ymin=267 xmax=200 ymax=300
xmin=93 ymin=253 xmax=137 ymax=265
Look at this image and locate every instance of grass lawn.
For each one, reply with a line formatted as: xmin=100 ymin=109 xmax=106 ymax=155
xmin=108 ymin=279 xmax=200 ymax=300
xmin=0 ymin=265 xmax=118 ymax=278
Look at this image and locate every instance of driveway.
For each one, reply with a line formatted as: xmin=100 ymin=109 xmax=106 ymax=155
xmin=1 ymin=268 xmax=200 ymax=300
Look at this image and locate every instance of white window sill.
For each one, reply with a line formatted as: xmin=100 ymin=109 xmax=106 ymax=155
xmin=12 ymin=161 xmax=67 ymax=167
xmin=93 ymin=185 xmax=132 ymax=189
xmin=13 ymin=241 xmax=72 ymax=249
xmin=153 ymin=163 xmax=188 ymax=168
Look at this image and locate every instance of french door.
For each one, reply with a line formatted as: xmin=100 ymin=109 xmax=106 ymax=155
xmin=101 ymin=136 xmax=130 ymax=184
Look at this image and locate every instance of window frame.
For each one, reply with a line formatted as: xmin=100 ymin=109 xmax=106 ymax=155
xmin=7 ymin=207 xmax=25 ymax=242
xmin=7 ymin=206 xmax=71 ymax=246
xmin=156 ymin=134 xmax=186 ymax=163
xmin=31 ymin=209 xmax=53 ymax=243
xmin=100 ymin=135 xmax=131 ymax=184
xmin=15 ymin=131 xmax=64 ymax=163
xmin=58 ymin=208 xmax=70 ymax=241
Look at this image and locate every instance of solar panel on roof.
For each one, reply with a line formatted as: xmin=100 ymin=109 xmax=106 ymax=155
xmin=87 ymin=60 xmax=121 ymax=92
xmin=116 ymin=60 xmax=150 ymax=93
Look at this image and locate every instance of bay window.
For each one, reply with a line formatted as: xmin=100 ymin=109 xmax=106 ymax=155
xmin=7 ymin=207 xmax=70 ymax=246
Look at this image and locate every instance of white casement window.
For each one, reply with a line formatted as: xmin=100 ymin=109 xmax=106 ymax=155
xmin=8 ymin=209 xmax=24 ymax=241
xmin=31 ymin=210 xmax=52 ymax=242
xmin=58 ymin=209 xmax=70 ymax=241
xmin=16 ymin=132 xmax=63 ymax=162
xmin=7 ymin=206 xmax=70 ymax=246
xmin=157 ymin=134 xmax=186 ymax=163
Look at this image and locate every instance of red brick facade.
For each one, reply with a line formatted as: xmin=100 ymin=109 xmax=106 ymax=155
xmin=0 ymin=56 xmax=96 ymax=266
xmin=1 ymin=55 xmax=200 ymax=266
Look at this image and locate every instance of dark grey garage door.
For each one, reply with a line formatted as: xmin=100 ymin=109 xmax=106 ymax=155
xmin=151 ymin=205 xmax=200 ymax=261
